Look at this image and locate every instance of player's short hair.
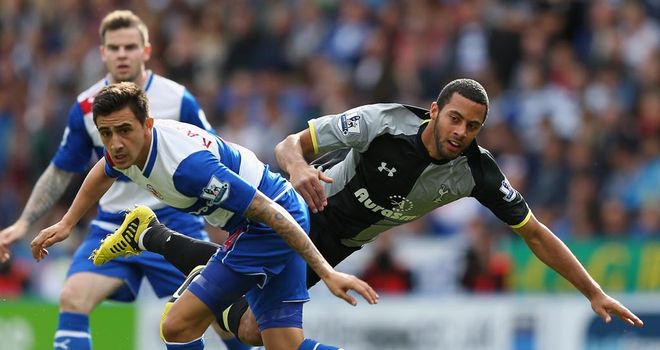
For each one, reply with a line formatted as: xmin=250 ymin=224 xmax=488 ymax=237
xmin=99 ymin=10 xmax=149 ymax=46
xmin=93 ymin=82 xmax=149 ymax=125
xmin=436 ymin=79 xmax=489 ymax=121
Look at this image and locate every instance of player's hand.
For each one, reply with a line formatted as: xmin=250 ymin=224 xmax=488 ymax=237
xmin=289 ymin=164 xmax=333 ymax=213
xmin=0 ymin=220 xmax=29 ymax=263
xmin=590 ymin=293 xmax=644 ymax=327
xmin=30 ymin=221 xmax=74 ymax=262
xmin=322 ymin=270 xmax=379 ymax=306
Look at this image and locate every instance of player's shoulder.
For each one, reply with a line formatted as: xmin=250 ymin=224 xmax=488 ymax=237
xmin=464 ymin=142 xmax=506 ymax=184
xmin=465 ymin=142 xmax=497 ymax=165
xmin=75 ymin=78 xmax=106 ymax=114
xmin=357 ymin=103 xmax=429 ymax=119
xmin=354 ymin=103 xmax=429 ymax=132
xmin=154 ymin=119 xmax=210 ymax=142
xmin=147 ymin=73 xmax=187 ymax=96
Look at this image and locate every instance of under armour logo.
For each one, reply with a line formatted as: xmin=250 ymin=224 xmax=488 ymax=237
xmin=378 ymin=162 xmax=396 ymax=177
xmin=55 ymin=339 xmax=71 ymax=349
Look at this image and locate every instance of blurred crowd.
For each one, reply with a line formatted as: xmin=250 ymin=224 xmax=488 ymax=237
xmin=0 ymin=0 xmax=658 ymax=297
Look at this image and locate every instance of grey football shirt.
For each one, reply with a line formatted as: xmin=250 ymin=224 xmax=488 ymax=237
xmin=308 ymin=103 xmax=530 ymax=247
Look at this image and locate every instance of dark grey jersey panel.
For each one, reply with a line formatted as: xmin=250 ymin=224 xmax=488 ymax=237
xmin=308 ymin=103 xmax=530 ymax=247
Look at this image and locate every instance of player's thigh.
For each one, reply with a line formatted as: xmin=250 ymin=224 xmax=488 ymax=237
xmin=261 ymin=327 xmax=305 ymax=350
xmin=238 ymin=307 xmax=263 ymax=346
xmin=60 ymin=272 xmax=124 ymax=313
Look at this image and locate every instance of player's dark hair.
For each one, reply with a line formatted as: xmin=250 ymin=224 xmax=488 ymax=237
xmin=436 ymin=79 xmax=489 ymax=121
xmin=99 ymin=10 xmax=149 ymax=45
xmin=93 ymin=82 xmax=149 ymax=125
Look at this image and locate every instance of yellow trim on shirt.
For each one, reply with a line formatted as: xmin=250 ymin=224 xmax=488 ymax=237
xmin=510 ymin=211 xmax=532 ymax=229
xmin=308 ymin=120 xmax=319 ymax=154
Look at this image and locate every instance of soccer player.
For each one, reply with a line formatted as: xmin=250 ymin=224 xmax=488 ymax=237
xmin=30 ymin=82 xmax=379 ymax=350
xmin=0 ymin=10 xmax=249 ymax=350
xmin=108 ymin=78 xmax=644 ymax=346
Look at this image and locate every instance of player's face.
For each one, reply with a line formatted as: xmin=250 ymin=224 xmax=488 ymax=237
xmin=100 ymin=27 xmax=152 ymax=85
xmin=96 ymin=106 xmax=153 ymax=169
xmin=423 ymin=93 xmax=486 ymax=161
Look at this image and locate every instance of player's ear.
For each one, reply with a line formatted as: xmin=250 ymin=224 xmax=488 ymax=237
xmin=99 ymin=45 xmax=107 ymax=62
xmin=145 ymin=117 xmax=154 ymax=128
xmin=143 ymin=43 xmax=152 ymax=62
xmin=429 ymin=101 xmax=439 ymax=119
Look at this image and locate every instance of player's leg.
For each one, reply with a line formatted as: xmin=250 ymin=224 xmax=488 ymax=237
xmin=91 ymin=206 xmax=218 ymax=275
xmin=160 ymin=265 xmax=252 ymax=350
xmin=92 ymin=206 xmax=249 ymax=349
xmin=56 ymin=223 xmax=144 ymax=350
xmin=228 ymin=224 xmax=360 ymax=345
xmin=249 ymin=255 xmax=344 ymax=350
xmin=162 ymin=256 xmax=257 ymax=349
xmin=55 ymin=272 xmax=124 ymax=350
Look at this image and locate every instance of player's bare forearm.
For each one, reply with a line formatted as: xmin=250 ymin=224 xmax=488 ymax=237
xmin=245 ymin=192 xmax=333 ymax=278
xmin=518 ymin=217 xmax=644 ymax=327
xmin=515 ymin=215 xmax=603 ymax=299
xmin=61 ymin=159 xmax=115 ymax=226
xmin=275 ymin=130 xmax=314 ymax=174
xmin=19 ymin=164 xmax=75 ymax=227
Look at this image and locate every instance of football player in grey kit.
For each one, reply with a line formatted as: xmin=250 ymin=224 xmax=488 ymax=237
xmin=102 ymin=78 xmax=644 ymax=346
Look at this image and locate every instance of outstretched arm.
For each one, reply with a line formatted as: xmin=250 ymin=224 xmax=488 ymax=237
xmin=31 ymin=158 xmax=115 ymax=261
xmin=245 ymin=191 xmax=378 ymax=306
xmin=275 ymin=130 xmax=333 ymax=213
xmin=514 ymin=214 xmax=643 ymax=327
xmin=0 ymin=164 xmax=75 ymax=262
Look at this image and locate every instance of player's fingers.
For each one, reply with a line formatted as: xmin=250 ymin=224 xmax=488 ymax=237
xmin=335 ymin=289 xmax=357 ymax=306
xmin=299 ymin=188 xmax=319 ymax=213
xmin=615 ymin=307 xmax=644 ymax=327
xmin=303 ymin=181 xmax=325 ymax=213
xmin=595 ymin=307 xmax=612 ymax=323
xmin=30 ymin=232 xmax=50 ymax=260
xmin=42 ymin=234 xmax=64 ymax=249
xmin=318 ymin=172 xmax=334 ymax=184
xmin=311 ymin=184 xmax=327 ymax=211
xmin=37 ymin=248 xmax=48 ymax=262
xmin=354 ymin=280 xmax=379 ymax=305
xmin=31 ymin=244 xmax=43 ymax=261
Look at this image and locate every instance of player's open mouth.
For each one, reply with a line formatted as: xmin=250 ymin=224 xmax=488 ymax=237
xmin=447 ymin=140 xmax=461 ymax=152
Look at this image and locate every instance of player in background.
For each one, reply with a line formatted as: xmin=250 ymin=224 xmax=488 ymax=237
xmin=0 ymin=11 xmax=248 ymax=350
xmin=31 ymin=82 xmax=379 ymax=350
xmin=103 ymin=79 xmax=643 ymax=347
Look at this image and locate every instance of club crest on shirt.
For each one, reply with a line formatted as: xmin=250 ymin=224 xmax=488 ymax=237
xmin=433 ymin=184 xmax=450 ymax=203
xmin=337 ymin=113 xmax=361 ymax=136
xmin=201 ymin=176 xmax=230 ymax=205
xmin=146 ymin=184 xmax=164 ymax=200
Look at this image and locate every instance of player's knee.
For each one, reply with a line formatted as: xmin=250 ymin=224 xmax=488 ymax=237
xmin=159 ymin=303 xmax=188 ymax=342
xmin=59 ymin=281 xmax=92 ymax=313
xmin=160 ymin=312 xmax=186 ymax=342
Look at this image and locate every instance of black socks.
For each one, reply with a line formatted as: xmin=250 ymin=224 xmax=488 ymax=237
xmin=143 ymin=221 xmax=220 ymax=275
